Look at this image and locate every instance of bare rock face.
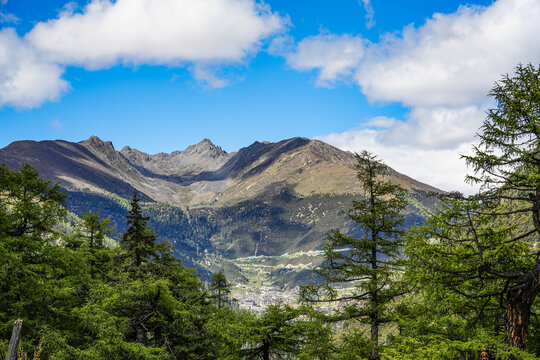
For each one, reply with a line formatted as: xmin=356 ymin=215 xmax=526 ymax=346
xmin=0 ymin=135 xmax=441 ymax=209
xmin=80 ymin=136 xmax=143 ymax=181
xmin=120 ymin=138 xmax=231 ymax=177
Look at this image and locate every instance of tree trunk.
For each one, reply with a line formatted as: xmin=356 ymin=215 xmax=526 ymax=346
xmin=262 ymin=344 xmax=270 ymax=360
xmin=505 ymin=275 xmax=540 ymax=350
xmin=6 ymin=319 xmax=23 ymax=360
xmin=370 ymin=313 xmax=379 ymax=360
xmin=505 ymin=300 xmax=530 ymax=350
xmin=370 ymin=244 xmax=379 ymax=360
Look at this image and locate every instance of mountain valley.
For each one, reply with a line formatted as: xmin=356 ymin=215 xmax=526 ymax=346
xmin=0 ymin=136 xmax=440 ymax=293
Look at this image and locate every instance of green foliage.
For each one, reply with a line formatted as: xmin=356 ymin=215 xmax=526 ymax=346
xmin=69 ymin=211 xmax=115 ymax=280
xmin=301 ymin=151 xmax=408 ymax=359
xmin=205 ymin=307 xmax=257 ymax=359
xmin=65 ymin=190 xmax=195 ymax=256
xmin=0 ymin=164 xmax=235 ymax=359
xmin=405 ymin=64 xmax=540 ymax=353
xmin=242 ymin=304 xmax=334 ymax=360
xmin=210 ymin=270 xmax=232 ymax=309
xmin=0 ymin=163 xmax=71 ymax=347
xmin=120 ymin=192 xmax=161 ymax=271
xmin=5 ymin=66 xmax=540 ymax=360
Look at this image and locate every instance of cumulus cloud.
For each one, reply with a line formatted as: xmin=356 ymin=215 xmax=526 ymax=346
xmin=26 ymin=0 xmax=286 ymax=69
xmin=357 ymin=0 xmax=540 ymax=107
xmin=0 ymin=0 xmax=285 ymax=108
xmin=0 ymin=28 xmax=69 ymax=109
xmin=380 ymin=106 xmax=486 ymax=150
xmin=290 ymin=0 xmax=540 ymax=106
xmin=286 ymin=34 xmax=365 ymax=87
xmin=316 ymin=124 xmax=478 ymax=194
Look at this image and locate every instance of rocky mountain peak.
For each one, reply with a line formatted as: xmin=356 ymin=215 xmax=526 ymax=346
xmin=118 ymin=139 xmax=231 ymax=177
xmin=184 ymin=138 xmax=227 ymax=156
xmin=81 ymin=135 xmax=116 ymax=152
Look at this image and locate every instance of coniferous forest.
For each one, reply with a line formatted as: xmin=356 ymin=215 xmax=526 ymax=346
xmin=1 ymin=65 xmax=540 ymax=359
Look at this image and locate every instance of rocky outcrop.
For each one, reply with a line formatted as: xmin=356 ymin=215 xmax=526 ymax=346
xmin=120 ymin=138 xmax=231 ymax=177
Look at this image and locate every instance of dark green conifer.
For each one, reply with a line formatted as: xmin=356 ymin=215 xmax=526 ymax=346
xmin=120 ymin=191 xmax=159 ymax=272
xmin=72 ymin=211 xmax=114 ymax=279
xmin=406 ymin=63 xmax=540 ymax=352
xmin=210 ymin=270 xmax=231 ymax=309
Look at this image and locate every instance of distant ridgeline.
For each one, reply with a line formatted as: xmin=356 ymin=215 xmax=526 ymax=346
xmin=0 ymin=136 xmax=439 ymax=284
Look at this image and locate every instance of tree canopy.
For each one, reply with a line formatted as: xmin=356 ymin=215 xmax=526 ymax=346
xmin=406 ymin=63 xmax=540 ymax=352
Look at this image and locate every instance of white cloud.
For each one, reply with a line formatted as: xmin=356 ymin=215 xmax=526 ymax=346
xmin=26 ymin=0 xmax=286 ymax=70
xmin=289 ymin=0 xmax=540 ymax=106
xmin=0 ymin=12 xmax=19 ymax=23
xmin=316 ymin=125 xmax=478 ymax=195
xmin=0 ymin=28 xmax=69 ymax=109
xmin=286 ymin=34 xmax=365 ymax=87
xmin=358 ymin=0 xmax=375 ymax=29
xmin=0 ymin=0 xmax=286 ymax=108
xmin=356 ymin=0 xmax=540 ymax=107
xmin=380 ymin=105 xmax=486 ymax=150
xmin=267 ymin=35 xmax=295 ymax=57
xmin=190 ymin=64 xmax=229 ymax=89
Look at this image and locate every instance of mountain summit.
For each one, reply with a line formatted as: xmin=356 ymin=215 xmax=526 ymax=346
xmin=0 ymin=136 xmax=439 ymax=279
xmin=120 ymin=138 xmax=230 ymax=177
xmin=0 ymin=135 xmax=439 ymax=208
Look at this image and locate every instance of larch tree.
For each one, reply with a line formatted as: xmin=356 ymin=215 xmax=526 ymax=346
xmin=210 ymin=270 xmax=231 ymax=309
xmin=301 ymin=151 xmax=408 ymax=360
xmin=0 ymin=163 xmax=69 ymax=348
xmin=406 ymin=63 xmax=540 ymax=351
xmin=72 ymin=211 xmax=114 ymax=279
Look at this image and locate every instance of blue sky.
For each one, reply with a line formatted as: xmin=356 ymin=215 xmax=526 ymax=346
xmin=0 ymin=0 xmax=538 ymax=193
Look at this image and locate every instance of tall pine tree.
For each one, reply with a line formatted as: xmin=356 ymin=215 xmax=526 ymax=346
xmin=210 ymin=270 xmax=231 ymax=309
xmin=301 ymin=151 xmax=408 ymax=360
xmin=120 ymin=192 xmax=159 ymax=273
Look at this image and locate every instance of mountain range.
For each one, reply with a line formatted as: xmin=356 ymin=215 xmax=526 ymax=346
xmin=0 ymin=136 xmax=440 ymax=287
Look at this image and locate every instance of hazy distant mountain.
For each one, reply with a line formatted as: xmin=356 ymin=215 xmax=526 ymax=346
xmin=0 ymin=136 xmax=440 ymax=286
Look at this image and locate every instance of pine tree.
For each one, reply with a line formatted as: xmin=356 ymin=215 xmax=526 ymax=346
xmin=242 ymin=304 xmax=333 ymax=360
xmin=301 ymin=151 xmax=408 ymax=360
xmin=120 ymin=191 xmax=159 ymax=272
xmin=72 ymin=211 xmax=114 ymax=279
xmin=210 ymin=270 xmax=231 ymax=309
